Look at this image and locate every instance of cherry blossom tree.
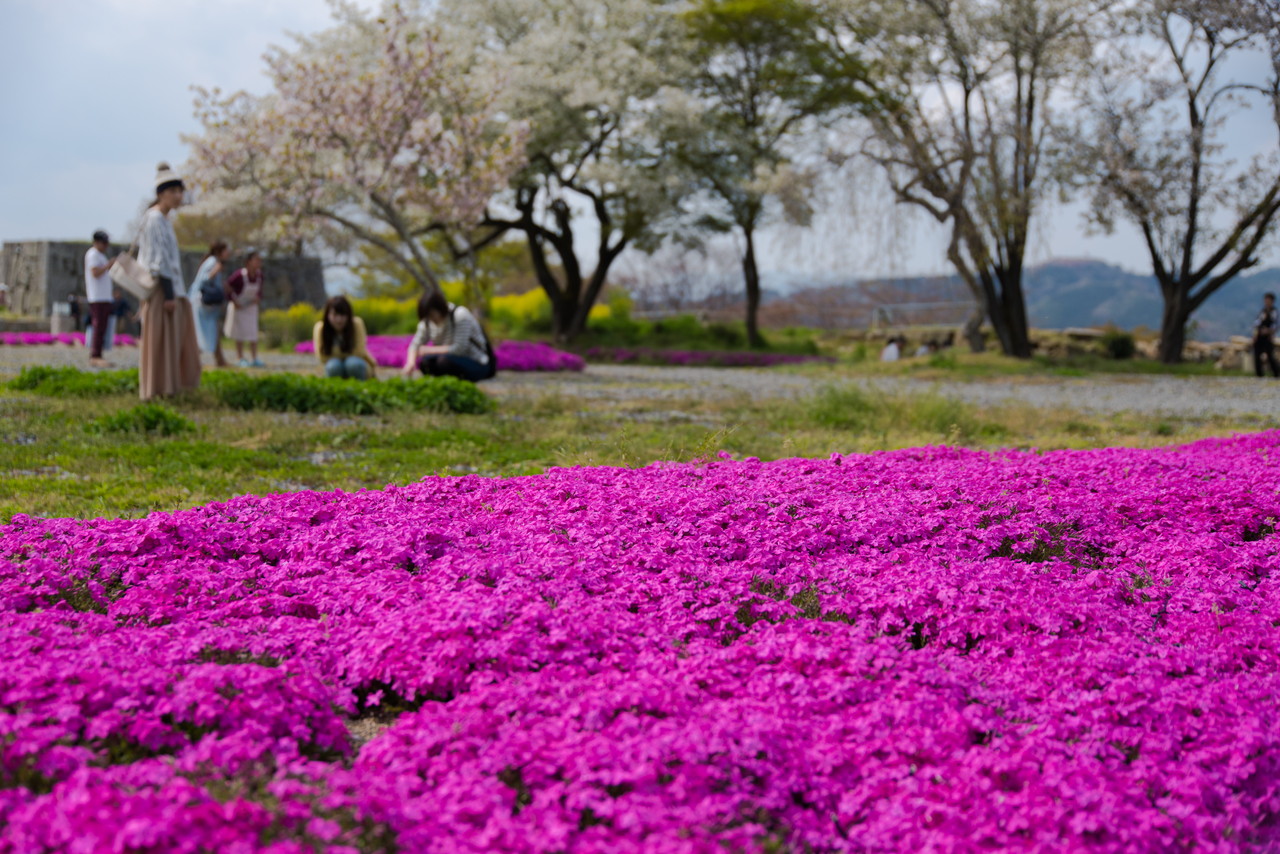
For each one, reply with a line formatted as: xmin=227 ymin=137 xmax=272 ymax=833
xmin=185 ymin=2 xmax=528 ymax=296
xmin=441 ymin=0 xmax=688 ymax=341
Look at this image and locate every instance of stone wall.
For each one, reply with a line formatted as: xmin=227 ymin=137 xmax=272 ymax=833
xmin=0 ymin=241 xmax=326 ymax=316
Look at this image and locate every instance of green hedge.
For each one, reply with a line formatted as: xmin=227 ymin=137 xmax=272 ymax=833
xmin=202 ymin=372 xmax=493 ymax=415
xmin=7 ymin=366 xmax=492 ymax=416
xmin=88 ymin=402 xmax=195 ymax=436
xmin=7 ymin=366 xmax=139 ymax=397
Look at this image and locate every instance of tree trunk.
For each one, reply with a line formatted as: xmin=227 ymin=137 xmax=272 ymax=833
xmin=552 ymin=292 xmax=580 ymax=343
xmin=974 ymin=271 xmax=1032 ymax=358
xmin=1158 ymin=286 xmax=1190 ymax=364
xmin=995 ymin=270 xmax=1033 ymax=359
xmin=742 ymin=227 xmax=765 ymax=349
xmin=963 ymin=307 xmax=986 ymax=353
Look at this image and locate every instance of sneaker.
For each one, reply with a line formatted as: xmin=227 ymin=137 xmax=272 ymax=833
xmin=250 ymin=359 xmax=266 ymax=368
xmin=238 ymin=358 xmax=251 ymax=368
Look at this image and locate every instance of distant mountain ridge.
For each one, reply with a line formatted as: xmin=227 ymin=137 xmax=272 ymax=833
xmin=762 ymin=259 xmax=1280 ymax=341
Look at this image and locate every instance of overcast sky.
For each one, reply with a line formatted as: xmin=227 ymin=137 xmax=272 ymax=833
xmin=1 ymin=0 xmax=1276 ymax=283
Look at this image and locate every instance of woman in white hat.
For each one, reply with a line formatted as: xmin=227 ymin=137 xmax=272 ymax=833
xmin=137 ymin=162 xmax=201 ymax=399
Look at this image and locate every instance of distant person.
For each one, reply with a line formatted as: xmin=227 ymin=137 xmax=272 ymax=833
xmin=1254 ymin=292 xmax=1279 ymax=378
xmin=83 ymin=230 xmax=116 ymax=366
xmin=401 ymin=292 xmax=494 ymax=382
xmin=106 ymin=287 xmax=136 ymax=348
xmin=880 ymin=335 xmax=901 ymax=363
xmin=224 ymin=249 xmax=264 ymax=367
xmin=66 ymin=292 xmax=83 ymax=333
xmin=137 ymin=162 xmax=201 ymax=400
xmin=314 ymin=296 xmax=377 ymax=380
xmin=914 ymin=341 xmax=933 ymax=358
xmin=192 ymin=240 xmax=230 ymax=367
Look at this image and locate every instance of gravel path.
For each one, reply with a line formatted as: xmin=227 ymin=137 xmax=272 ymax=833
xmin=3 ymin=343 xmax=1278 ymax=419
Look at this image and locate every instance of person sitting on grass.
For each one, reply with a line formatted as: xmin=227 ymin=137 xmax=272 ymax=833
xmin=401 ymin=292 xmax=493 ymax=383
xmin=314 ymin=296 xmax=377 ymax=380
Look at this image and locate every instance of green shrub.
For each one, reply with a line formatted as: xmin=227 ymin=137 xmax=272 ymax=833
xmin=706 ymin=322 xmax=747 ymax=349
xmin=203 ymin=371 xmax=493 ymax=415
xmin=928 ymin=351 xmax=959 ymax=369
xmin=1101 ymin=329 xmax=1136 ymax=360
xmin=7 ymin=366 xmax=138 ymax=397
xmin=652 ymin=314 xmax=703 ymax=339
xmin=490 ymin=288 xmax=553 ymax=337
xmin=350 ymin=297 xmax=418 ymax=335
xmin=89 ymin=402 xmax=194 ymax=436
xmin=261 ymin=303 xmax=321 ymax=349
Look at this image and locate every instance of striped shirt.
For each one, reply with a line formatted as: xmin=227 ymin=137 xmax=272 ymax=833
xmin=137 ymin=208 xmax=185 ymax=298
xmin=406 ymin=304 xmax=489 ymax=366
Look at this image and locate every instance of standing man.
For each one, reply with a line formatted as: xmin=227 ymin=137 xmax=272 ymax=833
xmin=84 ymin=230 xmax=116 ymax=366
xmin=1254 ymin=293 xmax=1279 ymax=378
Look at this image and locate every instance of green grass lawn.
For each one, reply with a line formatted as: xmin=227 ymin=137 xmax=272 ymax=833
xmin=1 ymin=364 xmax=1267 ymax=521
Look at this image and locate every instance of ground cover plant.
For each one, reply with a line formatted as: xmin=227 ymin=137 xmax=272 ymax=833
xmin=584 ymin=345 xmax=833 ymax=368
xmin=0 ymin=332 xmax=137 ymax=348
xmin=2 ymin=433 xmax=1279 ymax=851
xmin=295 ymin=337 xmax=585 ymax=372
xmin=7 ymin=366 xmax=141 ymax=398
xmin=3 ymin=367 xmax=492 ymax=417
xmin=202 ymin=372 xmax=493 ymax=416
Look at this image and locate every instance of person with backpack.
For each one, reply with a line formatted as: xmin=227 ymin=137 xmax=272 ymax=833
xmin=192 ymin=240 xmax=230 ymax=367
xmin=400 ymin=291 xmax=495 ymax=382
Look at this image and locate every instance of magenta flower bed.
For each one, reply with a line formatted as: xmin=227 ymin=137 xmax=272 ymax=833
xmin=584 ymin=346 xmax=833 ymax=367
xmin=0 ymin=331 xmax=137 ymax=348
xmin=4 ymin=435 xmax=1280 ymax=851
xmin=296 ymin=336 xmax=584 ymax=372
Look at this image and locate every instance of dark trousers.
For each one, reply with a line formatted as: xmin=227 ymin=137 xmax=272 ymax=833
xmin=1255 ymin=336 xmax=1279 ymax=378
xmin=418 ymin=353 xmax=489 ymax=383
xmin=88 ymin=302 xmax=112 ymax=358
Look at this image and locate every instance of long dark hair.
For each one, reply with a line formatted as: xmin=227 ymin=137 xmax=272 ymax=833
xmin=320 ymin=296 xmax=356 ymax=357
xmin=203 ymin=240 xmax=227 ymax=262
xmin=418 ymin=291 xmax=449 ymax=323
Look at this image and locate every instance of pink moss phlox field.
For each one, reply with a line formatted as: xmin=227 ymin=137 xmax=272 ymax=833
xmin=4 ymin=435 xmax=1280 ymax=852
xmin=0 ymin=332 xmax=137 ymax=348
xmin=583 ymin=346 xmax=834 ymax=367
xmin=295 ymin=336 xmax=585 ymax=372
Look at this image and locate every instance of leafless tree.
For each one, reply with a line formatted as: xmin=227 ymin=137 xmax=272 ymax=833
xmin=1083 ymin=0 xmax=1280 ymax=363
xmin=841 ymin=0 xmax=1104 ymax=356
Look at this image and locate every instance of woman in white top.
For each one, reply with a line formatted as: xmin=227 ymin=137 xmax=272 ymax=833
xmin=400 ymin=291 xmax=493 ymax=382
xmin=137 ymin=162 xmax=201 ymax=400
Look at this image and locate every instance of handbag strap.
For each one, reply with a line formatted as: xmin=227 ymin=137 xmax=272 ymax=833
xmin=126 ymin=208 xmax=152 ymax=258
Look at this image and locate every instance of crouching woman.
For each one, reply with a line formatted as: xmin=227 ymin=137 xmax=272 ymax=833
xmin=314 ymin=296 xmax=377 ymax=380
xmin=401 ymin=292 xmax=492 ymax=382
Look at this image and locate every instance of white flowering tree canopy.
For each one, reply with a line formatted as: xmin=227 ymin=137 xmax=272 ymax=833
xmin=186 ymin=2 xmax=529 ymax=293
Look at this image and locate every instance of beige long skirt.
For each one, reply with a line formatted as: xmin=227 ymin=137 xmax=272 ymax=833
xmin=140 ymin=293 xmax=202 ymax=400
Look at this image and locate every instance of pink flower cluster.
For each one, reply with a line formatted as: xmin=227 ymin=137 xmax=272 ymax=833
xmin=3 ymin=434 xmax=1280 ymax=852
xmin=296 ymin=336 xmax=584 ymax=372
xmin=0 ymin=332 xmax=137 ymax=348
xmin=584 ymin=346 xmax=833 ymax=367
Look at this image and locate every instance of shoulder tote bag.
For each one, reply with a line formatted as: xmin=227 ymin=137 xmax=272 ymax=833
xmin=109 ymin=226 xmax=155 ymax=302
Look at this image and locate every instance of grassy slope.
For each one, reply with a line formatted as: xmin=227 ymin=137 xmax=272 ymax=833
xmin=0 ymin=358 xmax=1265 ymax=521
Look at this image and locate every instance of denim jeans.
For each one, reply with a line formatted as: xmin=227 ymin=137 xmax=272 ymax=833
xmin=417 ymin=353 xmax=488 ymax=382
xmin=326 ymin=356 xmax=369 ymax=380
